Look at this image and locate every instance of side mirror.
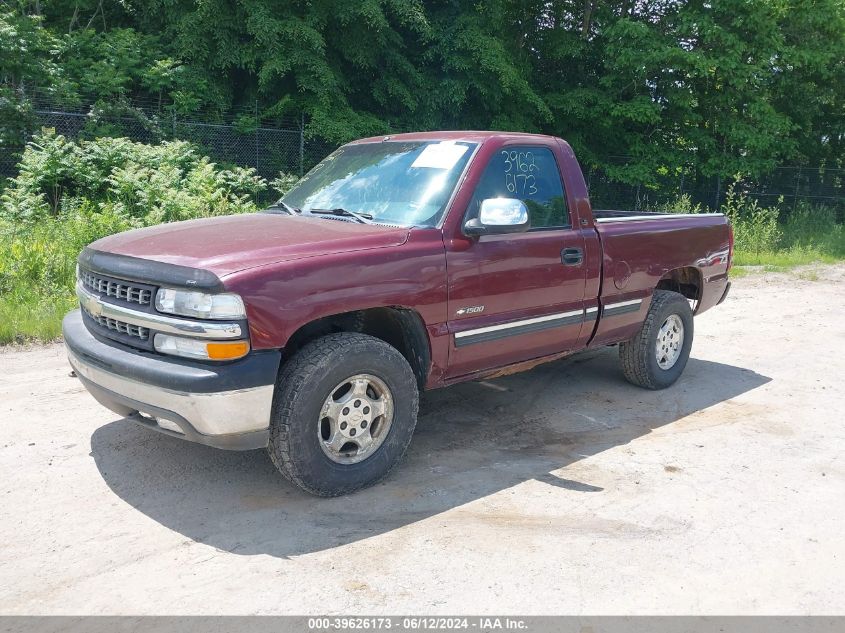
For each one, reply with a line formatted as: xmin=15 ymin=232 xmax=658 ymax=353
xmin=464 ymin=198 xmax=530 ymax=236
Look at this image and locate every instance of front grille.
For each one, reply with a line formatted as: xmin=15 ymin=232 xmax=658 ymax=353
xmin=82 ymin=306 xmax=150 ymax=341
xmin=80 ymin=270 xmax=153 ymax=306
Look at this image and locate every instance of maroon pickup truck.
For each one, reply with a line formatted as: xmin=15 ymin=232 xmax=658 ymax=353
xmin=64 ymin=131 xmax=732 ymax=496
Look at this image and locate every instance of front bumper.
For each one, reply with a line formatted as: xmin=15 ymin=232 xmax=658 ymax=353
xmin=63 ymin=310 xmax=281 ymax=450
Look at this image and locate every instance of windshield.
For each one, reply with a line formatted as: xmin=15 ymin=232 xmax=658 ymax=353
xmin=282 ymin=140 xmax=477 ymax=227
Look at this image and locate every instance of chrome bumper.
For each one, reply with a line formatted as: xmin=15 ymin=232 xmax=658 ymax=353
xmin=63 ymin=310 xmax=280 ymax=451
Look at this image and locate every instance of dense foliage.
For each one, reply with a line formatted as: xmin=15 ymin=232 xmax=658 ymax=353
xmin=0 ymin=131 xmax=281 ymax=342
xmin=3 ymin=0 xmax=844 ymax=186
xmin=1 ymin=129 xmax=266 ymax=223
xmin=0 ymin=129 xmax=842 ymax=344
xmin=1 ymin=0 xmax=844 ymax=343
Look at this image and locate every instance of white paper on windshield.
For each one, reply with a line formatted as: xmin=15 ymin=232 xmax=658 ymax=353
xmin=411 ymin=142 xmax=468 ymax=169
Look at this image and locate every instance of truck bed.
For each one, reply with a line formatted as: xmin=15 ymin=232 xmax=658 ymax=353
xmin=588 ymin=210 xmax=731 ymax=347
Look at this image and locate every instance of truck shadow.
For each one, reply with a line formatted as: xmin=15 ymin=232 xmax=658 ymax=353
xmin=90 ymin=347 xmax=770 ymax=558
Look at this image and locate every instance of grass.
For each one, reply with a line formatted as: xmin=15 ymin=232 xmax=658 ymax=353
xmin=2 ymin=225 xmax=842 ymax=346
xmin=730 ymin=225 xmax=844 ymax=285
xmin=0 ymin=293 xmax=76 ymax=345
xmin=2 ymin=133 xmax=842 ymax=345
xmin=796 ymin=269 xmax=822 ymax=282
xmin=1 ymin=194 xmax=842 ymax=346
xmin=0 ymin=131 xmax=271 ymax=346
xmin=0 ymin=213 xmax=99 ymax=345
xmin=725 ymin=266 xmax=754 ymax=278
xmin=728 ymin=201 xmax=845 ymax=272
xmin=732 ymin=243 xmax=845 ymax=268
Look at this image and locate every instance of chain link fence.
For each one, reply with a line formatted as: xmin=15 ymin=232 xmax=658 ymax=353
xmin=586 ymin=161 xmax=845 ymax=217
xmin=0 ymin=97 xmax=336 ymax=185
xmin=2 ymin=99 xmax=843 ymax=216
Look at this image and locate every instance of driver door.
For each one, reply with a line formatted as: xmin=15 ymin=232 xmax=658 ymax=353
xmin=444 ymin=143 xmax=588 ymax=378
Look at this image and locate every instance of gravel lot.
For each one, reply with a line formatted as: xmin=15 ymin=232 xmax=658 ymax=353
xmin=1 ymin=266 xmax=843 ymax=615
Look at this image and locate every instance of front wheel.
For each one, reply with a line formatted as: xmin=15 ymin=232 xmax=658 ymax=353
xmin=268 ymin=332 xmax=419 ymax=497
xmin=619 ymin=290 xmax=694 ymax=389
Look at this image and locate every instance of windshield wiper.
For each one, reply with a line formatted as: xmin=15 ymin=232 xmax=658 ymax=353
xmin=264 ymin=200 xmax=301 ymax=215
xmin=309 ymin=208 xmax=374 ymax=224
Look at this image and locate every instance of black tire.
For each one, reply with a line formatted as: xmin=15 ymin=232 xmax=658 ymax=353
xmin=268 ymin=332 xmax=419 ymax=497
xmin=619 ymin=290 xmax=694 ymax=390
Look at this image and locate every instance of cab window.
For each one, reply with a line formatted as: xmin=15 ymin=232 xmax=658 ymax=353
xmin=467 ymin=146 xmax=569 ymax=229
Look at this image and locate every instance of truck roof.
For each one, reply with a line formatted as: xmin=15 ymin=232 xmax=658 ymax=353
xmin=350 ymin=130 xmax=561 ymax=145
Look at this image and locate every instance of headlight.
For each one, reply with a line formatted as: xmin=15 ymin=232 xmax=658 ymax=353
xmin=155 ymin=288 xmax=246 ymax=320
xmin=154 ymin=334 xmax=250 ymax=361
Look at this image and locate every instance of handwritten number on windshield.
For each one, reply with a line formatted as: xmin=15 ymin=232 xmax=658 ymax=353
xmin=502 ymin=150 xmax=538 ymax=196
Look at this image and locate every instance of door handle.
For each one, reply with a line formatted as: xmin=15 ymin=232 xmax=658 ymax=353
xmin=561 ymin=247 xmax=583 ymax=266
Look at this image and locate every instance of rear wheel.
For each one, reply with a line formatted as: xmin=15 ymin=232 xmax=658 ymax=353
xmin=268 ymin=332 xmax=418 ymax=497
xmin=619 ymin=290 xmax=693 ymax=389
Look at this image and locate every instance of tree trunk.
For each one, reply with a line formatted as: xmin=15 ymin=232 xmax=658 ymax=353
xmin=582 ymin=0 xmax=595 ymax=37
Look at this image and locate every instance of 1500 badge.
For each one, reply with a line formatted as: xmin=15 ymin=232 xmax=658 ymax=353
xmin=456 ymin=305 xmax=484 ymax=316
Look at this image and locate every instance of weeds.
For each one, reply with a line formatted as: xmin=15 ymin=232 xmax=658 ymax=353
xmin=659 ymin=185 xmax=843 ymax=268
xmin=722 ymin=184 xmax=782 ymax=263
xmin=1 ymin=135 xmax=843 ymax=344
xmin=0 ymin=130 xmax=295 ymax=343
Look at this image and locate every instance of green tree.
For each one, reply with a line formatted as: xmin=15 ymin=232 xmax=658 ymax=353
xmin=0 ymin=8 xmax=69 ymax=151
xmin=2 ymin=0 xmax=844 ymax=195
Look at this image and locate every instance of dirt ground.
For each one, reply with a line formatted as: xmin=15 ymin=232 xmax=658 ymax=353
xmin=1 ymin=265 xmax=843 ymax=615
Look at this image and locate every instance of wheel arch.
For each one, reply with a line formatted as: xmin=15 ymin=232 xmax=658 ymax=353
xmin=655 ymin=267 xmax=702 ymax=306
xmin=283 ymin=307 xmax=431 ymax=389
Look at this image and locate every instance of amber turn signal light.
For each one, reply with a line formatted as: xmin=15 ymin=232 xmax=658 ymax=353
xmin=205 ymin=340 xmax=251 ymax=360
xmin=153 ymin=334 xmax=250 ymax=361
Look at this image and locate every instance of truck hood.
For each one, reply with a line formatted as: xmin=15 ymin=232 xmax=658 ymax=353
xmin=88 ymin=213 xmax=411 ymax=278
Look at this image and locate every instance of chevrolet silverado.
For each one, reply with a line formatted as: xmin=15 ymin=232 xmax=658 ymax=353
xmin=64 ymin=131 xmax=732 ymax=496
